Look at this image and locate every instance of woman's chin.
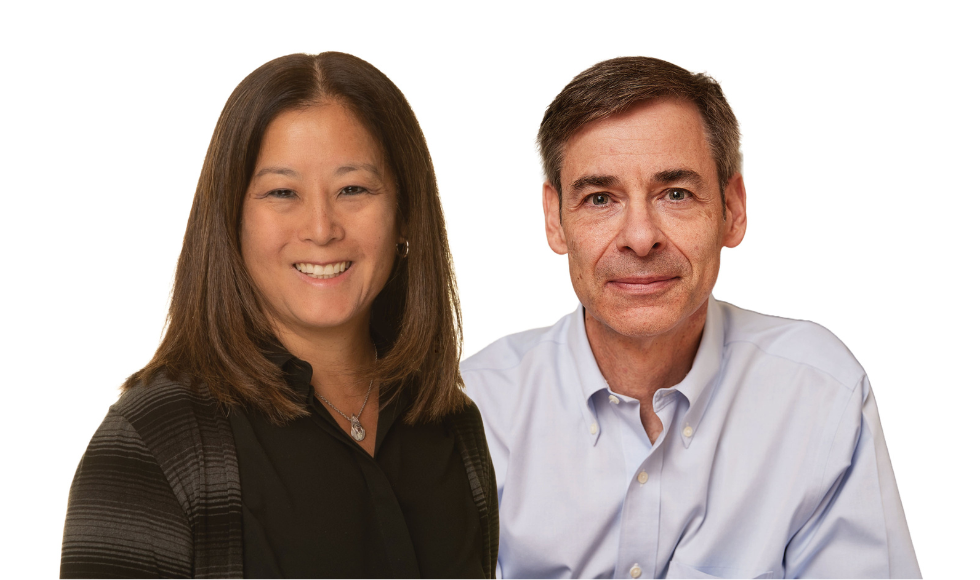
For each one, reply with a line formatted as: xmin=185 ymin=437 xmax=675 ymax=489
xmin=282 ymin=309 xmax=369 ymax=335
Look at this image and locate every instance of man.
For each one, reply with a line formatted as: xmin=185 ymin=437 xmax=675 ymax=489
xmin=461 ymin=57 xmax=919 ymax=578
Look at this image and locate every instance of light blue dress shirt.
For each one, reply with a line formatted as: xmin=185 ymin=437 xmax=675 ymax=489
xmin=462 ymin=297 xmax=919 ymax=579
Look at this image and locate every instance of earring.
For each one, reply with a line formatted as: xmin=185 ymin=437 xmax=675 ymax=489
xmin=397 ymin=240 xmax=410 ymax=258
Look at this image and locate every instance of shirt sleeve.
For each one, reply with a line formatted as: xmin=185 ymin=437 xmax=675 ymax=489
xmin=61 ymin=409 xmax=193 ymax=578
xmin=785 ymin=379 xmax=920 ymax=578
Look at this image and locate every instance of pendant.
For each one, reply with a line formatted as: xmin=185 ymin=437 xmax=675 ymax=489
xmin=350 ymin=417 xmax=366 ymax=441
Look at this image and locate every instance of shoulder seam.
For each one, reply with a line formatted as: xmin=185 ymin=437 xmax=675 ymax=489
xmin=724 ymin=338 xmax=863 ymax=392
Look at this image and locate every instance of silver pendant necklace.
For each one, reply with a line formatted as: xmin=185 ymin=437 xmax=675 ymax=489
xmin=315 ymin=379 xmax=373 ymax=441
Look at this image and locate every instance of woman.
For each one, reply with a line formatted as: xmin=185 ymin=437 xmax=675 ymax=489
xmin=61 ymin=52 xmax=497 ymax=578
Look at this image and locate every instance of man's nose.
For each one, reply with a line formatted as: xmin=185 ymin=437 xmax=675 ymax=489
xmin=302 ymin=199 xmax=343 ymax=245
xmin=616 ymin=201 xmax=663 ymax=257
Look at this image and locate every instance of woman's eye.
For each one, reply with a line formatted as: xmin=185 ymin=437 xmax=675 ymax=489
xmin=268 ymin=188 xmax=296 ymax=199
xmin=666 ymin=188 xmax=690 ymax=201
xmin=340 ymin=185 xmax=367 ymax=196
xmin=589 ymin=193 xmax=610 ymax=206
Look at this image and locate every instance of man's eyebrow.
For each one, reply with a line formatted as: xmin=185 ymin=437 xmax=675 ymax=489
xmin=654 ymin=168 xmax=704 ymax=187
xmin=570 ymin=175 xmax=621 ymax=193
xmin=253 ymin=166 xmax=298 ymax=179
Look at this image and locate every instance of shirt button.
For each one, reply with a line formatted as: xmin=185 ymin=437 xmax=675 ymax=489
xmin=683 ymin=425 xmax=693 ymax=438
xmin=608 ymin=394 xmax=620 ymax=404
xmin=590 ymin=422 xmax=598 ymax=435
xmin=630 ymin=564 xmax=642 ymax=578
xmin=637 ymin=471 xmax=649 ymax=484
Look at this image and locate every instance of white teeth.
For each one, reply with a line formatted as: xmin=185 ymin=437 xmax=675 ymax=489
xmin=294 ymin=261 xmax=351 ymax=279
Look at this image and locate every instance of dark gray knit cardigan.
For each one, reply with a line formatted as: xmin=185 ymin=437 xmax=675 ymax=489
xmin=61 ymin=377 xmax=499 ymax=578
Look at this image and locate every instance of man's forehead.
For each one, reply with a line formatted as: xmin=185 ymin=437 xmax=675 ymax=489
xmin=561 ymin=98 xmax=714 ymax=185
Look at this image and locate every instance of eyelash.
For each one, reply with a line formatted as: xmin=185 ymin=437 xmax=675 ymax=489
xmin=584 ymin=189 xmax=691 ymax=206
xmin=263 ymin=185 xmax=370 ymax=199
xmin=665 ymin=188 xmax=691 ymax=201
xmin=587 ymin=193 xmax=610 ymax=206
xmin=267 ymin=188 xmax=296 ymax=199
xmin=340 ymin=185 xmax=368 ymax=196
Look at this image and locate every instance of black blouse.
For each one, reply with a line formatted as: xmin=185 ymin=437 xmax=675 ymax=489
xmin=228 ymin=353 xmax=485 ymax=578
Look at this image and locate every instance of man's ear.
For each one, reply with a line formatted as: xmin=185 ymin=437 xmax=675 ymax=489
xmin=722 ymin=173 xmax=747 ymax=248
xmin=543 ymin=182 xmax=568 ymax=255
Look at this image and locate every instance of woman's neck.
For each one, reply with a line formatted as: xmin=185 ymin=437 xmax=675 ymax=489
xmin=273 ymin=316 xmax=377 ymax=400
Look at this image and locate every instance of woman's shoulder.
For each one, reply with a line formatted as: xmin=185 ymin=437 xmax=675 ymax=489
xmin=64 ymin=374 xmax=243 ymax=577
xmin=443 ymin=396 xmax=492 ymax=474
xmin=113 ymin=373 xmax=210 ymax=420
xmin=445 ymin=395 xmax=487 ymax=432
xmin=109 ymin=373 xmax=237 ymax=478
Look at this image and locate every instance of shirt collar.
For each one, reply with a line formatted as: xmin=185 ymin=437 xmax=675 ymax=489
xmin=671 ymin=295 xmax=724 ymax=447
xmin=566 ymin=296 xmax=725 ymax=447
xmin=568 ymin=305 xmax=611 ymax=402
xmin=566 ymin=306 xmax=610 ymax=445
xmin=264 ymin=345 xmax=314 ymax=395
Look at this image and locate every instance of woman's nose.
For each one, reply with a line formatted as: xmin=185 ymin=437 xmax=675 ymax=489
xmin=303 ymin=199 xmax=343 ymax=245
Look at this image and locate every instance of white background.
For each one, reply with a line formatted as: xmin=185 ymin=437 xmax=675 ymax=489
xmin=1 ymin=1 xmax=977 ymax=576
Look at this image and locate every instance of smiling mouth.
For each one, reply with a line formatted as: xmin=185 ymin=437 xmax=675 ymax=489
xmin=294 ymin=261 xmax=351 ymax=279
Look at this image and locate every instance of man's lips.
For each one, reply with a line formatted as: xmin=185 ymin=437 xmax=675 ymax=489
xmin=609 ymin=274 xmax=678 ymax=285
xmin=607 ymin=274 xmax=680 ymax=293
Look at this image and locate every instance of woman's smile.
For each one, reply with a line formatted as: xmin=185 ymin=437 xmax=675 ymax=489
xmin=293 ymin=261 xmax=351 ymax=280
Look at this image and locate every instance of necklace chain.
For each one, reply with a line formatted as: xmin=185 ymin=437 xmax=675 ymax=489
xmin=313 ymin=350 xmax=377 ymax=442
xmin=315 ymin=381 xmax=372 ymax=424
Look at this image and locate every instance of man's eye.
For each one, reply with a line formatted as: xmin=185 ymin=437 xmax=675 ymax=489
xmin=666 ymin=189 xmax=690 ymax=201
xmin=340 ymin=185 xmax=367 ymax=196
xmin=589 ymin=193 xmax=610 ymax=206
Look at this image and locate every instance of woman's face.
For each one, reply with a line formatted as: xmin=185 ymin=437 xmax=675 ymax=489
xmin=241 ymin=103 xmax=400 ymax=338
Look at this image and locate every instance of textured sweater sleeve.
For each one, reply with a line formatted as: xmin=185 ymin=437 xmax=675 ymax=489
xmin=61 ymin=408 xmax=193 ymax=578
xmin=451 ymin=399 xmax=500 ymax=579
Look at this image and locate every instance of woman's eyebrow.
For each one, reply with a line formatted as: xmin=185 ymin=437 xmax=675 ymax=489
xmin=336 ymin=163 xmax=383 ymax=178
xmin=253 ymin=166 xmax=298 ymax=179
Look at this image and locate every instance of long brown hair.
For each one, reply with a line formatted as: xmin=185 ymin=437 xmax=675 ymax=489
xmin=125 ymin=52 xmax=465 ymax=425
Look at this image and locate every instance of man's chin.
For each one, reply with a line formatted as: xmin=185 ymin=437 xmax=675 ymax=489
xmin=586 ymin=303 xmax=688 ymax=340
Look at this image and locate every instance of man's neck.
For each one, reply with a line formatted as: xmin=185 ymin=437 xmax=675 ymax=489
xmin=585 ymin=302 xmax=707 ymax=404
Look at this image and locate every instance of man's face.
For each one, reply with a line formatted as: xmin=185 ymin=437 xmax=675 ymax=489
xmin=543 ymin=98 xmax=746 ymax=340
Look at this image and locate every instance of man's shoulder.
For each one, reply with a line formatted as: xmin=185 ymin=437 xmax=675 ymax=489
xmin=461 ymin=312 xmax=574 ymax=375
xmin=460 ymin=311 xmax=580 ymax=413
xmin=718 ymin=299 xmax=865 ymax=388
